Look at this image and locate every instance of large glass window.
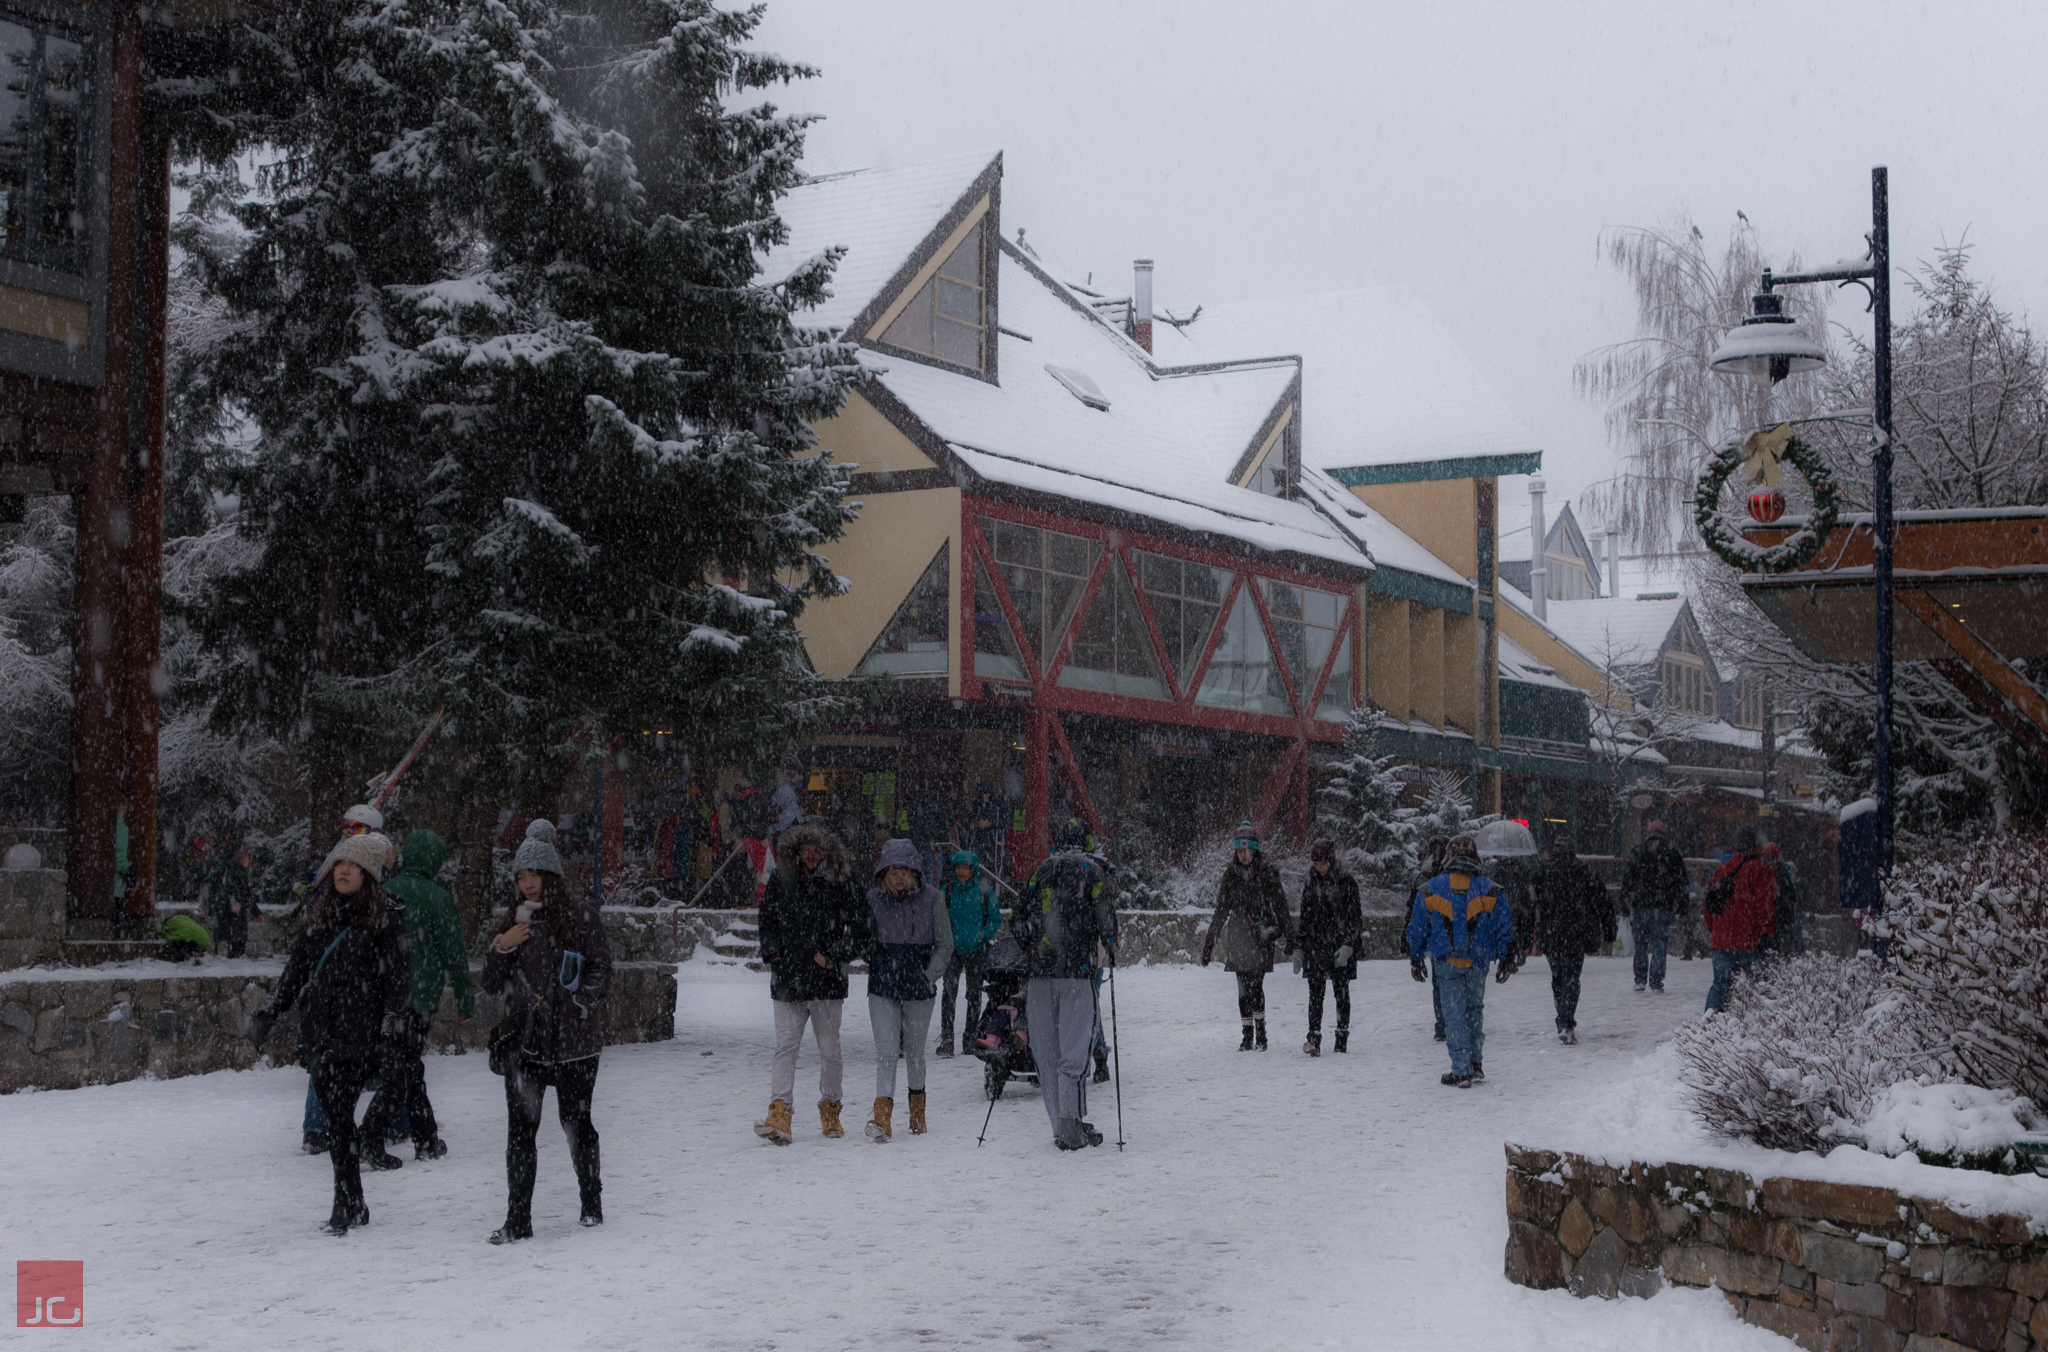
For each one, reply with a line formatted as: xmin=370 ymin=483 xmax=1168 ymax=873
xmin=1260 ymin=578 xmax=1347 ymax=711
xmin=971 ymin=556 xmax=1028 ymax=682
xmin=1660 ymin=656 xmax=1714 ymax=715
xmin=1317 ymin=620 xmax=1353 ymax=722
xmin=1137 ymin=550 xmax=1228 ymax=687
xmin=1058 ymin=560 xmax=1167 ymax=700
xmin=0 ymin=14 xmax=89 ymax=272
xmin=982 ymin=516 xmax=1098 ymax=667
xmin=1196 ymin=587 xmax=1291 ymax=715
xmin=854 ymin=548 xmax=949 ymax=678
xmin=880 ymin=220 xmax=986 ymax=370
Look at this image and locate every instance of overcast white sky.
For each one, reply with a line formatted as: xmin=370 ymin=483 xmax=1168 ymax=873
xmin=751 ymin=0 xmax=2048 ymax=542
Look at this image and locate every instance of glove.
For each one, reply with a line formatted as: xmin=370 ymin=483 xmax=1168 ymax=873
xmin=1495 ymin=960 xmax=1514 ymax=984
xmin=380 ymin=1010 xmax=410 ymax=1039
xmin=1409 ymin=960 xmax=1427 ymax=984
xmin=248 ymin=1009 xmax=276 ymax=1047
xmin=1335 ymin=945 xmax=1354 ymax=967
xmin=1290 ymin=951 xmax=1303 ymax=976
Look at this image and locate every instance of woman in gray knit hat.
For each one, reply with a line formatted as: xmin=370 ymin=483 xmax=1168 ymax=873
xmin=481 ymin=819 xmax=613 ymax=1244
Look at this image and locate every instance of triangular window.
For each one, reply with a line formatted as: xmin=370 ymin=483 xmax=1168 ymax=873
xmin=1195 ymin=586 xmax=1291 ymax=715
xmin=1057 ymin=560 xmax=1167 ymax=700
xmin=854 ymin=548 xmax=950 ymax=678
xmin=1137 ymin=550 xmax=1229 ymax=688
xmin=880 ymin=221 xmax=987 ymax=370
xmin=971 ymin=555 xmax=1028 ymax=683
xmin=981 ymin=515 xmax=1098 ymax=669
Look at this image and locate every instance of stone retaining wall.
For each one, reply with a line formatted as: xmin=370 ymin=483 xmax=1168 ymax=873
xmin=0 ymin=868 xmax=65 ymax=968
xmin=0 ymin=961 xmax=677 ymax=1093
xmin=1503 ymin=1144 xmax=2048 ymax=1352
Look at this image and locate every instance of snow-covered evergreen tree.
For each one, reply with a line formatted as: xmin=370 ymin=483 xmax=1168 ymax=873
xmin=183 ymin=0 xmax=862 ymax=809
xmin=1316 ymin=707 xmax=1412 ymax=881
xmin=0 ymin=500 xmax=72 ymax=821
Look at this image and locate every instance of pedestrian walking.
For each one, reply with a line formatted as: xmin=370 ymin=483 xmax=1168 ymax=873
xmin=1406 ymin=833 xmax=1516 ymax=1088
xmin=753 ymin=821 xmax=865 ymax=1144
xmin=1294 ymin=838 xmax=1363 ymax=1056
xmin=1619 ymin=820 xmax=1687 ymax=993
xmin=299 ymin=806 xmax=395 ymax=1152
xmin=361 ymin=830 xmax=472 ymax=1162
xmin=247 ymin=833 xmax=407 ymax=1235
xmin=861 ymin=838 xmax=951 ymax=1143
xmin=481 ymin=821 xmax=613 ymax=1243
xmin=937 ymin=849 xmax=1002 ymax=1057
xmin=1702 ymin=826 xmax=1777 ymax=1013
xmin=1761 ymin=842 xmax=1803 ymax=955
xmin=1199 ymin=822 xmax=1293 ymax=1051
xmin=205 ymin=841 xmax=258 ymax=958
xmin=1527 ymin=833 xmax=1615 ymax=1044
xmin=1015 ymin=820 xmax=1117 ymax=1151
xmin=968 ymin=780 xmax=1009 ymax=877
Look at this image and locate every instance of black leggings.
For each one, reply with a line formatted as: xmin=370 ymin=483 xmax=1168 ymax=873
xmin=309 ymin=1056 xmax=374 ymax=1222
xmin=1234 ymin=971 xmax=1267 ymax=1019
xmin=505 ymin=1056 xmax=602 ymax=1227
xmin=363 ymin=1011 xmax=436 ymax=1149
xmin=1550 ymin=951 xmax=1586 ymax=1030
xmin=1307 ymin=975 xmax=1351 ymax=1034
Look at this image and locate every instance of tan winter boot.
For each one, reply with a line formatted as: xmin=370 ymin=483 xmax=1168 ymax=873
xmin=864 ymin=1097 xmax=893 ymax=1143
xmin=908 ymin=1091 xmax=928 ymax=1135
xmin=819 ymin=1099 xmax=844 ymax=1139
xmin=753 ymin=1099 xmax=793 ymax=1145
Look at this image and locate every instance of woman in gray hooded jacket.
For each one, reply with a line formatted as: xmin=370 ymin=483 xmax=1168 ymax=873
xmin=861 ymin=837 xmax=952 ymax=1143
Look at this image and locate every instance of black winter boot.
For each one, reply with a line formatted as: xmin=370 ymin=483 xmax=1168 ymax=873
xmin=1093 ymin=1049 xmax=1111 ymax=1084
xmin=1303 ymin=1033 xmax=1321 ymax=1056
xmin=936 ymin=1024 xmax=955 ymax=1058
xmin=360 ymin=1139 xmax=405 ymax=1171
xmin=1238 ymin=1023 xmax=1255 ymax=1051
xmin=1254 ymin=1018 xmax=1268 ymax=1050
xmin=302 ymin=1131 xmax=330 ymax=1155
xmin=1333 ymin=1027 xmax=1350 ymax=1054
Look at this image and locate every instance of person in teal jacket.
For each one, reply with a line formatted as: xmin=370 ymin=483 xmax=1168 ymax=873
xmin=361 ymin=830 xmax=474 ymax=1161
xmin=937 ymin=849 xmax=1002 ymax=1057
xmin=1406 ymin=833 xmax=1517 ymax=1089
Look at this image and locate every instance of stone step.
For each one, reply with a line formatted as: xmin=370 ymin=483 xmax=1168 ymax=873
xmin=59 ymin=940 xmax=158 ymax=965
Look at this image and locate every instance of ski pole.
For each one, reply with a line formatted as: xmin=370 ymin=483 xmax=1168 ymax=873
xmin=1108 ymin=955 xmax=1124 ymax=1151
xmin=977 ymin=1080 xmax=999 ymax=1147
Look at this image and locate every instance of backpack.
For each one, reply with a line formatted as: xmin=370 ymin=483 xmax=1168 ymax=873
xmin=1020 ymin=853 xmax=1104 ymax=966
xmin=1703 ymin=865 xmax=1738 ymax=917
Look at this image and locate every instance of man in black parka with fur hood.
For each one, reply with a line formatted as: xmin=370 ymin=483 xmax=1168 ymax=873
xmin=1527 ymin=832 xmax=1616 ymax=1044
xmin=754 ymin=821 xmax=869 ymax=1144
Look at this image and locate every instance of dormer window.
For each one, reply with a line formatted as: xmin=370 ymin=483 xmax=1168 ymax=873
xmin=880 ymin=220 xmax=987 ymax=370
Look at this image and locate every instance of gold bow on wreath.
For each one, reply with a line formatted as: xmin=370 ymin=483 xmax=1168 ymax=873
xmin=1741 ymin=423 xmax=1793 ymax=488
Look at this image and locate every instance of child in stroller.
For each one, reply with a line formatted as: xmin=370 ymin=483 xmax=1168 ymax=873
xmin=973 ymin=933 xmax=1037 ymax=1100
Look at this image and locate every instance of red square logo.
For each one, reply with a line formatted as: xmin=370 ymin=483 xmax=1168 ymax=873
xmin=16 ymin=1262 xmax=84 ymax=1327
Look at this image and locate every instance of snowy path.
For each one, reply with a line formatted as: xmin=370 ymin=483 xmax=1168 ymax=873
xmin=0 ymin=957 xmax=1786 ymax=1350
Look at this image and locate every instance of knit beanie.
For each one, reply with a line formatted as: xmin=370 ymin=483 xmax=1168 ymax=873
xmin=511 ymin=818 xmax=564 ymax=877
xmin=330 ymin=831 xmax=392 ymax=878
xmin=1645 ymin=819 xmax=1668 ymax=838
xmin=1231 ymin=821 xmax=1260 ymax=853
xmin=1309 ymin=836 xmax=1336 ymax=863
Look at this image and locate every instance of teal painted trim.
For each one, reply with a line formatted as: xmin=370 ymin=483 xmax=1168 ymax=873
xmin=1476 ymin=746 xmax=1615 ymax=784
xmin=1327 ymin=453 xmax=1543 ymax=487
xmin=1366 ymin=566 xmax=1473 ymax=614
xmin=1370 ymin=726 xmax=1476 ymax=767
xmin=1477 ymin=598 xmax=1495 ymax=622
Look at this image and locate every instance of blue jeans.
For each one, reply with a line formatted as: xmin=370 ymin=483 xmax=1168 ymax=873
xmin=1706 ymin=949 xmax=1762 ymax=1012
xmin=1434 ymin=958 xmax=1488 ymax=1076
xmin=1431 ymin=961 xmax=1445 ymax=1038
xmin=1631 ymin=909 xmax=1672 ymax=990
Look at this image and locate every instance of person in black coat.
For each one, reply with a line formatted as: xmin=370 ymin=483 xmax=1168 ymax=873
xmin=1528 ymin=833 xmax=1617 ymax=1044
xmin=1619 ymin=819 xmax=1690 ymax=991
xmin=248 ymin=833 xmax=408 ymax=1235
xmin=1295 ymin=837 xmax=1364 ymax=1056
xmin=753 ymin=822 xmax=868 ymax=1143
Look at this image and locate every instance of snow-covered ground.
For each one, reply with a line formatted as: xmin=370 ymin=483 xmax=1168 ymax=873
xmin=0 ymin=956 xmax=1791 ymax=1350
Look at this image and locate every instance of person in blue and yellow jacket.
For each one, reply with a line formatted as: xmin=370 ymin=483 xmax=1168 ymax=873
xmin=1406 ymin=833 xmax=1517 ymax=1088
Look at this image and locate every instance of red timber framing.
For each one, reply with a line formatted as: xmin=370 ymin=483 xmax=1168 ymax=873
xmin=960 ymin=495 xmax=1363 ymax=855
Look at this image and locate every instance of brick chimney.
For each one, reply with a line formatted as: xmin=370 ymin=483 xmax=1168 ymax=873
xmin=1133 ymin=259 xmax=1153 ymax=353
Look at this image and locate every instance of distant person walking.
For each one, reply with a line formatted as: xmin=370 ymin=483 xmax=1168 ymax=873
xmin=1702 ymin=826 xmax=1777 ymax=1013
xmin=1200 ymin=822 xmax=1293 ymax=1051
xmin=205 ymin=841 xmax=258 ymax=958
xmin=1015 ymin=820 xmax=1117 ymax=1151
xmin=1761 ymin=842 xmax=1803 ymax=955
xmin=1294 ymin=838 xmax=1363 ymax=1055
xmin=861 ymin=838 xmax=952 ymax=1143
xmin=1619 ymin=820 xmax=1688 ymax=993
xmin=937 ymin=849 xmax=1002 ymax=1057
xmin=753 ymin=822 xmax=865 ymax=1144
xmin=248 ymin=833 xmax=407 ymax=1235
xmin=1410 ymin=836 xmax=1451 ymax=1041
xmin=361 ymin=830 xmax=472 ymax=1161
xmin=1406 ymin=834 xmax=1515 ymax=1088
xmin=1527 ymin=833 xmax=1615 ymax=1044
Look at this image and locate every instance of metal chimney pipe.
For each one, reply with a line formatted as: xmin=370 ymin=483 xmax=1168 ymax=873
xmin=1133 ymin=259 xmax=1154 ymax=354
xmin=1608 ymin=526 xmax=1622 ymax=599
xmin=1588 ymin=528 xmax=1604 ymax=598
xmin=1528 ymin=475 xmax=1548 ymax=620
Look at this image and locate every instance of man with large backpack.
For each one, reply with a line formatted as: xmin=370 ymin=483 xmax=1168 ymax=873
xmin=1619 ymin=820 xmax=1689 ymax=994
xmin=1014 ymin=820 xmax=1118 ymax=1151
xmin=1702 ymin=825 xmax=1777 ymax=1012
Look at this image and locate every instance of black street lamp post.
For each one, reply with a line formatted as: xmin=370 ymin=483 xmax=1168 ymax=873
xmin=1710 ymin=166 xmax=1894 ymax=878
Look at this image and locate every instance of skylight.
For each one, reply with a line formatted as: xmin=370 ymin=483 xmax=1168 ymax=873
xmin=1045 ymin=364 xmax=1110 ymax=411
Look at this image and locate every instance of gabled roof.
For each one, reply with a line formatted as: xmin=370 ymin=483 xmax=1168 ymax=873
xmin=761 ymin=150 xmax=1000 ymax=334
xmin=1296 ymin=465 xmax=1468 ymax=588
xmin=1539 ymin=594 xmax=1691 ymax=671
xmin=1150 ymin=285 xmax=1543 ymax=477
xmin=1498 ymin=632 xmax=1577 ymax=690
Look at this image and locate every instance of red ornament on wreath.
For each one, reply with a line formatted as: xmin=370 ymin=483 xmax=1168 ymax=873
xmin=1747 ymin=487 xmax=1785 ymax=524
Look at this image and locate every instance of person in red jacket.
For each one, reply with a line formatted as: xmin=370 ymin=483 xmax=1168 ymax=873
xmin=1703 ymin=825 xmax=1777 ymax=1012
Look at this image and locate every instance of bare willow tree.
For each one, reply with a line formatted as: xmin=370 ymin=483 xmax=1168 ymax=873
xmin=1575 ymin=217 xmax=1830 ymax=554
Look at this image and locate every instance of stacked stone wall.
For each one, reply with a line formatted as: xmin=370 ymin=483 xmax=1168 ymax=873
xmin=1504 ymin=1144 xmax=2048 ymax=1352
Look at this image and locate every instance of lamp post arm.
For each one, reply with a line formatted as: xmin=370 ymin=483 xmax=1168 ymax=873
xmin=1763 ymin=264 xmax=1876 ymax=288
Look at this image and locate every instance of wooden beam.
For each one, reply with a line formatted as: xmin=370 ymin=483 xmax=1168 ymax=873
xmin=1930 ymin=659 xmax=2048 ymax=767
xmin=1900 ymin=588 xmax=2048 ymax=750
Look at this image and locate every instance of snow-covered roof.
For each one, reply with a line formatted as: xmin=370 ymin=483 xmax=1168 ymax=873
xmin=762 ymin=150 xmax=999 ymax=333
xmin=1149 ymin=285 xmax=1542 ymax=474
xmin=1539 ymin=595 xmax=1688 ymax=671
xmin=1497 ymin=632 xmax=1577 ymax=690
xmin=1296 ymin=464 xmax=1468 ymax=588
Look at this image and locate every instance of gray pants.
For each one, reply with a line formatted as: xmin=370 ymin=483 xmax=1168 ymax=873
xmin=1027 ymin=978 xmax=1095 ymax=1135
xmin=868 ymin=995 xmax=934 ymax=1099
xmin=770 ymin=998 xmax=843 ymax=1105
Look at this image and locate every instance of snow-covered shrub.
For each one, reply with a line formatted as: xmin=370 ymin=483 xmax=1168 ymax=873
xmin=1876 ymin=834 xmax=2048 ymax=1108
xmin=1105 ymin=798 xmax=1178 ymax=909
xmin=1675 ymin=953 xmax=1932 ymax=1152
xmin=1844 ymin=1081 xmax=2043 ymax=1172
xmin=1317 ymin=709 xmax=1414 ymax=882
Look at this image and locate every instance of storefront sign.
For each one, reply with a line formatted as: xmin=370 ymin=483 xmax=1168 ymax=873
xmin=1133 ymin=727 xmax=1212 ymax=760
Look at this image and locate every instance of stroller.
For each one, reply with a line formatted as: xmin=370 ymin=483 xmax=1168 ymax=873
xmin=972 ymin=932 xmax=1037 ymax=1101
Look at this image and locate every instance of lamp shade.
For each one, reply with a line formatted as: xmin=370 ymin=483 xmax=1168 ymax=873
xmin=1710 ymin=292 xmax=1826 ymax=384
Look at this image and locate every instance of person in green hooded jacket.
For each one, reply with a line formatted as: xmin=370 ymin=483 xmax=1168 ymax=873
xmin=360 ymin=830 xmax=474 ymax=1161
